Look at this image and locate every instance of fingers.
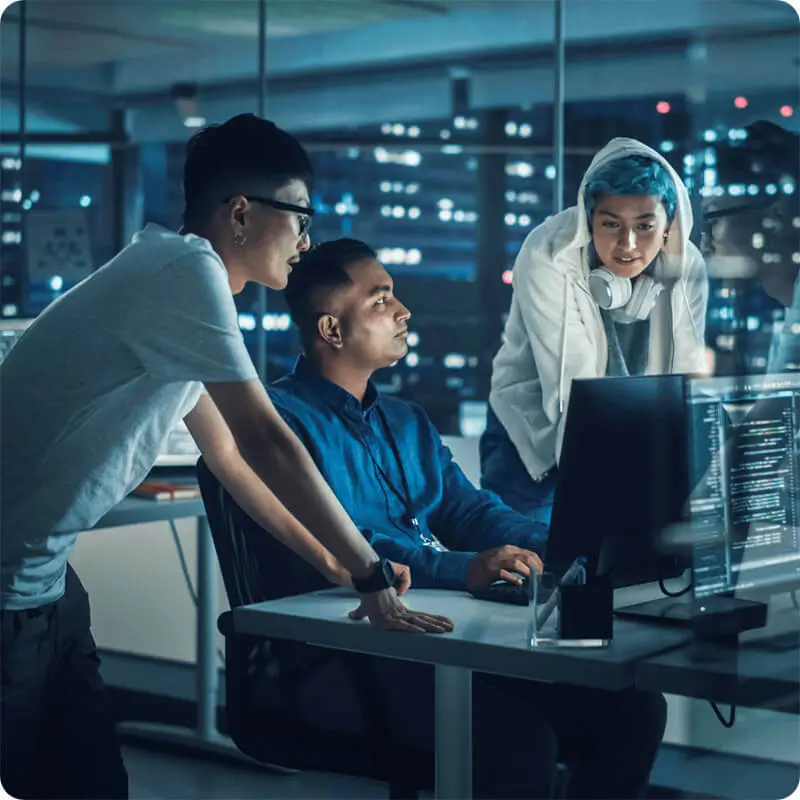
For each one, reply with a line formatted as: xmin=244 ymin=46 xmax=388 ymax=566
xmin=382 ymin=617 xmax=429 ymax=633
xmin=517 ymin=548 xmax=544 ymax=572
xmin=409 ymin=611 xmax=454 ymax=632
xmin=498 ymin=568 xmax=525 ymax=584
xmin=355 ymin=600 xmax=455 ymax=634
xmin=511 ymin=559 xmax=532 ymax=577
xmin=504 ymin=548 xmax=543 ymax=576
xmin=387 ymin=610 xmax=453 ymax=634
xmin=348 ymin=603 xmax=367 ymax=620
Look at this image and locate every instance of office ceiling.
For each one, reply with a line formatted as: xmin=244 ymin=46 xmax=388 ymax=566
xmin=0 ymin=0 xmax=796 ymax=139
xmin=0 ymin=0 xmax=506 ymax=69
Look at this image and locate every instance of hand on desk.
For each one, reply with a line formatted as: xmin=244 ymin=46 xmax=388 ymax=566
xmin=467 ymin=545 xmax=543 ymax=589
xmin=348 ymin=588 xmax=455 ymax=633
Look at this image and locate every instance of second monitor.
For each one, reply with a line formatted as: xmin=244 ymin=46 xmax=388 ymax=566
xmin=545 ymin=371 xmax=800 ymax=604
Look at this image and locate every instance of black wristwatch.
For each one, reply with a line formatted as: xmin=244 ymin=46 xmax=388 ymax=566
xmin=352 ymin=558 xmax=396 ymax=593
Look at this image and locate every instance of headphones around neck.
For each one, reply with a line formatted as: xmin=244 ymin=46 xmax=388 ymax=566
xmin=587 ymin=267 xmax=665 ymax=323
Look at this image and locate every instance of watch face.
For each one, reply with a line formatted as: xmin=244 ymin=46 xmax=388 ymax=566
xmin=381 ymin=559 xmax=396 ymax=588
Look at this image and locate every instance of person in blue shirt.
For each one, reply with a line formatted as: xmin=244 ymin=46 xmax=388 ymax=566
xmin=266 ymin=238 xmax=667 ymax=798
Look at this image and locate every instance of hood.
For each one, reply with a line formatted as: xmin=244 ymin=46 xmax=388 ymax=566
xmin=564 ymin=137 xmax=694 ymax=281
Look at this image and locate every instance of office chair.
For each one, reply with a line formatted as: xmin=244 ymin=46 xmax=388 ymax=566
xmin=196 ymin=457 xmax=431 ymax=800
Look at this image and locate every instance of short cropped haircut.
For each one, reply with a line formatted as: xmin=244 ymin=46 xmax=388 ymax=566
xmin=182 ymin=113 xmax=314 ymax=229
xmin=283 ymin=238 xmax=378 ymax=353
xmin=584 ymin=155 xmax=677 ymax=224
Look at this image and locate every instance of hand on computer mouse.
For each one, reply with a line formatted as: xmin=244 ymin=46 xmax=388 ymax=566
xmin=466 ymin=545 xmax=543 ymax=589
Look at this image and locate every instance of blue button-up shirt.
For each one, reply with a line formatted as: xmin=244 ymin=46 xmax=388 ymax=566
xmin=269 ymin=357 xmax=548 ymax=591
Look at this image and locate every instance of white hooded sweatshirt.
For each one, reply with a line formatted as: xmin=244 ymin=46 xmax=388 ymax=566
xmin=489 ymin=137 xmax=709 ymax=483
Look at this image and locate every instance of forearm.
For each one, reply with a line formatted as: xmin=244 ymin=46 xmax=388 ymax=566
xmin=482 ymin=520 xmax=548 ymax=554
xmin=437 ymin=458 xmax=549 ymax=555
xmin=367 ymin=532 xmax=475 ymax=590
xmin=210 ymin=453 xmax=351 ymax=587
xmin=236 ymin=425 xmax=378 ymax=579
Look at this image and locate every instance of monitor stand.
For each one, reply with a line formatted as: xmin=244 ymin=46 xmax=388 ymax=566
xmin=615 ymin=594 xmax=768 ymax=638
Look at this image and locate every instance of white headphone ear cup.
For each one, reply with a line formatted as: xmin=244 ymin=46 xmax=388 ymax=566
xmin=624 ymin=275 xmax=664 ymax=321
xmin=588 ymin=267 xmax=632 ymax=310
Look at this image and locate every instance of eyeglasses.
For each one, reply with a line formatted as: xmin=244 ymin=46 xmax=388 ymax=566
xmin=221 ymin=195 xmax=315 ymax=236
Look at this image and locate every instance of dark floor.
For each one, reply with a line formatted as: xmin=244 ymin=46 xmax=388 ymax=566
xmin=121 ymin=736 xmax=800 ymax=800
xmin=113 ymin=688 xmax=799 ymax=800
xmin=124 ymin=742 xmax=388 ymax=800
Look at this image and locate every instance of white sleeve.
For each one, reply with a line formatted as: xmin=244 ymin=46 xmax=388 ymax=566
xmin=673 ymin=243 xmax=710 ymax=374
xmin=124 ymin=252 xmax=258 ymax=384
xmin=513 ymin=238 xmax=600 ymax=444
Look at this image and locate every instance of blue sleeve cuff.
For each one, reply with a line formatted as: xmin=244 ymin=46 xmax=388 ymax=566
xmin=369 ymin=534 xmax=477 ymax=592
xmin=430 ymin=550 xmax=476 ymax=591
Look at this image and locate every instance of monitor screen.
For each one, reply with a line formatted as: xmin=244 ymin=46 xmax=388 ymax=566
xmin=688 ymin=373 xmax=800 ymax=598
xmin=546 ymin=374 xmax=689 ymax=587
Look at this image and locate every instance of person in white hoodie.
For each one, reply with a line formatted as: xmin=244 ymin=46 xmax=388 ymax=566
xmin=481 ymin=138 xmax=709 ymax=524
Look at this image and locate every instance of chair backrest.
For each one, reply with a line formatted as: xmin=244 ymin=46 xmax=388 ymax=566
xmin=196 ymin=457 xmax=329 ymax=609
xmin=196 ymin=458 xmax=432 ymax=792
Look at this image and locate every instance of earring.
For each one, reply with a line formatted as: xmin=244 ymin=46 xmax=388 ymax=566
xmin=233 ymin=231 xmax=247 ymax=247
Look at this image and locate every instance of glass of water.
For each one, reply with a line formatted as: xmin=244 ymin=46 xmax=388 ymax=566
xmin=529 ymin=570 xmax=561 ymax=647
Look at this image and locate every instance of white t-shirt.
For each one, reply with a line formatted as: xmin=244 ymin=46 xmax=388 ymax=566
xmin=0 ymin=224 xmax=257 ymax=609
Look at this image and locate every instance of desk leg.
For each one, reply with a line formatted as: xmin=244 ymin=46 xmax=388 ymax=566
xmin=435 ymin=664 xmax=472 ymax=799
xmin=196 ymin=515 xmax=217 ymax=740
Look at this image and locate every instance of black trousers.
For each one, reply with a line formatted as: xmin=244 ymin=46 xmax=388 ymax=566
xmin=293 ymin=652 xmax=668 ymax=799
xmin=1 ymin=565 xmax=128 ymax=799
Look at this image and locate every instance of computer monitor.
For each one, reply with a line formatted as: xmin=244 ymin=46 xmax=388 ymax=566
xmin=545 ymin=374 xmax=690 ymax=587
xmin=687 ymin=372 xmax=800 ymax=599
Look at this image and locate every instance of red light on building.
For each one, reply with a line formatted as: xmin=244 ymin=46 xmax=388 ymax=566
xmin=734 ymin=96 xmax=748 ymax=109
xmin=656 ymin=101 xmax=671 ymax=115
xmin=780 ymin=105 xmax=794 ymax=118
xmin=502 ymin=269 xmax=513 ymax=285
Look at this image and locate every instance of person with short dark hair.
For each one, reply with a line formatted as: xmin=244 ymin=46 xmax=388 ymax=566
xmin=281 ymin=237 xmax=546 ymax=589
xmin=266 ymin=238 xmax=667 ymax=798
xmin=0 ymin=115 xmax=451 ymax=800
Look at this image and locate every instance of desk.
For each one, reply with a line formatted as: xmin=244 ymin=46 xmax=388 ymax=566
xmin=232 ymin=587 xmax=693 ymax=798
xmin=92 ymin=495 xmax=244 ymax=759
xmin=636 ymin=596 xmax=800 ymax=715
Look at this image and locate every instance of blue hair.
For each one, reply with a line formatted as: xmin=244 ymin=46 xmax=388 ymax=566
xmin=584 ymin=155 xmax=677 ymax=225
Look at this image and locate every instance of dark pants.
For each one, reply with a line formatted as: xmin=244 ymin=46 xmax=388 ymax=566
xmin=1 ymin=565 xmax=128 ymax=799
xmin=293 ymin=652 xmax=667 ymax=799
xmin=480 ymin=406 xmax=558 ymax=525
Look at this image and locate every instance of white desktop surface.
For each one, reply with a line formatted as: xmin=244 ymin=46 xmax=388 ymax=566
xmin=232 ymin=587 xmax=693 ymax=798
xmin=233 ymin=587 xmax=692 ymax=689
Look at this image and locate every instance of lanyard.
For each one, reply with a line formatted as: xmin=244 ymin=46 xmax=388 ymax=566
xmin=374 ymin=406 xmax=420 ymax=531
xmin=338 ymin=403 xmax=420 ymax=531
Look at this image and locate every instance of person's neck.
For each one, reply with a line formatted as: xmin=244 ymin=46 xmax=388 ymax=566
xmin=312 ymin=355 xmax=372 ymax=405
xmin=180 ymin=223 xmax=245 ymax=294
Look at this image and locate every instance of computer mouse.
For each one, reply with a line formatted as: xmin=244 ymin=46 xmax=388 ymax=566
xmin=470 ymin=572 xmax=532 ymax=606
xmin=489 ymin=572 xmax=527 ymax=587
